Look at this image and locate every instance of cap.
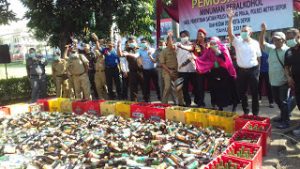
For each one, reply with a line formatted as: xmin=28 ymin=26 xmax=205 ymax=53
xmin=273 ymin=32 xmax=286 ymax=40
xmin=198 ymin=28 xmax=207 ymax=36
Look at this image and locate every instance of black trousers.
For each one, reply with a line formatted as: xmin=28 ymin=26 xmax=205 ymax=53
xmin=272 ymin=84 xmax=289 ymax=123
xmin=129 ymin=71 xmax=145 ymax=101
xmin=294 ymin=75 xmax=300 ymax=110
xmin=88 ymin=70 xmax=98 ymax=99
xmin=259 ymin=72 xmax=273 ymax=104
xmin=237 ymin=66 xmax=260 ymax=115
xmin=121 ymin=73 xmax=129 ymax=100
xmin=105 ymin=67 xmax=122 ymax=100
xmin=196 ymin=74 xmax=206 ymax=107
xmin=179 ymin=72 xmax=202 ymax=106
xmin=143 ymin=69 xmax=161 ymax=102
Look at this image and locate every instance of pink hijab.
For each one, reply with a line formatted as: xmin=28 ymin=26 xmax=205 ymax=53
xmin=195 ymin=37 xmax=237 ymax=78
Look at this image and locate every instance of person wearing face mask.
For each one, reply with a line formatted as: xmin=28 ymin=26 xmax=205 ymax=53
xmin=196 ymin=37 xmax=237 ymax=110
xmin=94 ymin=50 xmax=108 ymax=99
xmin=117 ymin=36 xmax=146 ymax=102
xmin=26 ymin=48 xmax=48 ymax=103
xmin=259 ymin=23 xmax=290 ymax=129
xmin=51 ymin=52 xmax=69 ymax=98
xmin=66 ymin=48 xmax=91 ymax=100
xmin=138 ymin=38 xmax=161 ymax=102
xmin=160 ymin=36 xmax=184 ymax=105
xmin=227 ymin=8 xmax=261 ymax=115
xmin=176 ymin=30 xmax=202 ymax=107
xmin=83 ymin=43 xmax=98 ymax=99
xmin=284 ymin=28 xmax=300 ymax=134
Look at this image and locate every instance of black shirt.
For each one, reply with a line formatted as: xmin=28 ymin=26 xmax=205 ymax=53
xmin=285 ymin=44 xmax=300 ymax=78
xmin=84 ymin=52 xmax=96 ymax=72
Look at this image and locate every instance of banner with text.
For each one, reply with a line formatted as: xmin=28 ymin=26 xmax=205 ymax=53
xmin=179 ymin=0 xmax=294 ymax=38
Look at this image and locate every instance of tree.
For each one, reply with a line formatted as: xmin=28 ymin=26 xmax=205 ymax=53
xmin=0 ymin=0 xmax=17 ymax=25
xmin=21 ymin=0 xmax=155 ymax=53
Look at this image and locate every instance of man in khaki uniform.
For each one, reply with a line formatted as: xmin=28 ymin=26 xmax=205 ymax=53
xmin=52 ymin=53 xmax=69 ymax=98
xmin=160 ymin=36 xmax=184 ymax=105
xmin=94 ymin=50 xmax=108 ymax=99
xmin=67 ymin=49 xmax=91 ymax=100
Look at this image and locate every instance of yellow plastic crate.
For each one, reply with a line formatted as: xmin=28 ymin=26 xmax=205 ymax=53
xmin=6 ymin=103 xmax=29 ymax=117
xmin=208 ymin=110 xmax=238 ymax=133
xmin=165 ymin=106 xmax=190 ymax=123
xmin=185 ymin=108 xmax=210 ymax=128
xmin=48 ymin=98 xmax=68 ymax=112
xmin=60 ymin=99 xmax=73 ymax=113
xmin=115 ymin=101 xmax=135 ymax=119
xmin=100 ymin=100 xmax=117 ymax=116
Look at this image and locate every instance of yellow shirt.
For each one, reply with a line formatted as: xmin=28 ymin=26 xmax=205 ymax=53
xmin=52 ymin=59 xmax=67 ymax=76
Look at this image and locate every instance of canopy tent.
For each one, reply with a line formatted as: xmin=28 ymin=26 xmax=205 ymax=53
xmin=156 ymin=0 xmax=300 ymax=45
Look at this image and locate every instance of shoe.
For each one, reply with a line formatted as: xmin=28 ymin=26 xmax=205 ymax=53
xmin=269 ymin=103 xmax=274 ymax=108
xmin=276 ymin=123 xmax=290 ymax=129
xmin=272 ymin=116 xmax=282 ymax=123
xmin=292 ymin=128 xmax=300 ymax=137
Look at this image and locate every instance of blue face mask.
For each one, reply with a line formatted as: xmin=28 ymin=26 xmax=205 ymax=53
xmin=139 ymin=43 xmax=147 ymax=50
xmin=240 ymin=32 xmax=250 ymax=40
xmin=129 ymin=43 xmax=137 ymax=48
xmin=53 ymin=56 xmax=60 ymax=61
xmin=286 ymin=39 xmax=298 ymax=47
xmin=29 ymin=53 xmax=36 ymax=58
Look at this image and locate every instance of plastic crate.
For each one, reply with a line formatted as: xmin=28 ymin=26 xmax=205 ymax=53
xmin=208 ymin=110 xmax=238 ymax=133
xmin=242 ymin=121 xmax=271 ymax=156
xmin=204 ymin=155 xmax=251 ymax=169
xmin=146 ymin=103 xmax=170 ymax=121
xmin=72 ymin=100 xmax=86 ymax=115
xmin=5 ymin=103 xmax=29 ymax=117
xmin=115 ymin=101 xmax=135 ymax=119
xmin=37 ymin=98 xmax=50 ymax=111
xmin=48 ymin=98 xmax=68 ymax=112
xmin=60 ymin=99 xmax=73 ymax=113
xmin=235 ymin=115 xmax=270 ymax=131
xmin=223 ymin=142 xmax=262 ymax=169
xmin=130 ymin=103 xmax=151 ymax=119
xmin=230 ymin=130 xmax=263 ymax=148
xmin=85 ymin=100 xmax=103 ymax=116
xmin=165 ymin=106 xmax=190 ymax=123
xmin=100 ymin=101 xmax=117 ymax=116
xmin=0 ymin=107 xmax=10 ymax=117
xmin=185 ymin=108 xmax=210 ymax=128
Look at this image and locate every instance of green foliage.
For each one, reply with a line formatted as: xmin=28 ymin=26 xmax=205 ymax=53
xmin=21 ymin=0 xmax=155 ymax=50
xmin=0 ymin=75 xmax=55 ymax=105
xmin=0 ymin=0 xmax=17 ymax=25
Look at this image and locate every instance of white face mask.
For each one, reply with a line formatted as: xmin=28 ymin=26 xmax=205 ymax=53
xmin=181 ymin=37 xmax=189 ymax=43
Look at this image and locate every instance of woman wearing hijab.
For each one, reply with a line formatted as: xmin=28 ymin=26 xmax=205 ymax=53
xmin=196 ymin=37 xmax=238 ymax=110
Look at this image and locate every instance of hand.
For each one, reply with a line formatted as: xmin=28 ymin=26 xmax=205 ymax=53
xmin=261 ymin=23 xmax=267 ymax=32
xmin=123 ymin=51 xmax=129 ymax=56
xmin=91 ymin=33 xmax=98 ymax=40
xmin=123 ymin=72 xmax=128 ymax=78
xmin=288 ymin=77 xmax=295 ymax=89
xmin=148 ymin=51 xmax=152 ymax=56
xmin=226 ymin=8 xmax=235 ymax=19
xmin=177 ymin=43 xmax=182 ymax=48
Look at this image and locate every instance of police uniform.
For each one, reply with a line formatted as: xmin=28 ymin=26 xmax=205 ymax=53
xmin=67 ymin=53 xmax=91 ymax=100
xmin=52 ymin=58 xmax=69 ymax=98
xmin=26 ymin=56 xmax=48 ymax=103
xmin=94 ymin=52 xmax=108 ymax=99
xmin=159 ymin=48 xmax=184 ymax=105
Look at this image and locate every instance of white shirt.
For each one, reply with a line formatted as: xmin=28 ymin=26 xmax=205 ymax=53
xmin=233 ymin=37 xmax=262 ymax=68
xmin=120 ymin=57 xmax=129 ymax=73
xmin=176 ymin=43 xmax=196 ymax=72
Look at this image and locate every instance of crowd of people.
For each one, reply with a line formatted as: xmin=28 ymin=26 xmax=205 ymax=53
xmin=25 ymin=9 xmax=300 ymax=134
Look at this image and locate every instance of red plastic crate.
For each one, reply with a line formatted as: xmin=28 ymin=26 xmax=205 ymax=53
xmin=130 ymin=103 xmax=151 ymax=119
xmin=37 ymin=98 xmax=51 ymax=111
xmin=204 ymin=155 xmax=251 ymax=169
xmin=146 ymin=103 xmax=170 ymax=121
xmin=223 ymin=142 xmax=262 ymax=169
xmin=72 ymin=100 xmax=86 ymax=115
xmin=85 ymin=100 xmax=103 ymax=116
xmin=235 ymin=115 xmax=270 ymax=131
xmin=230 ymin=130 xmax=263 ymax=148
xmin=242 ymin=121 xmax=271 ymax=156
